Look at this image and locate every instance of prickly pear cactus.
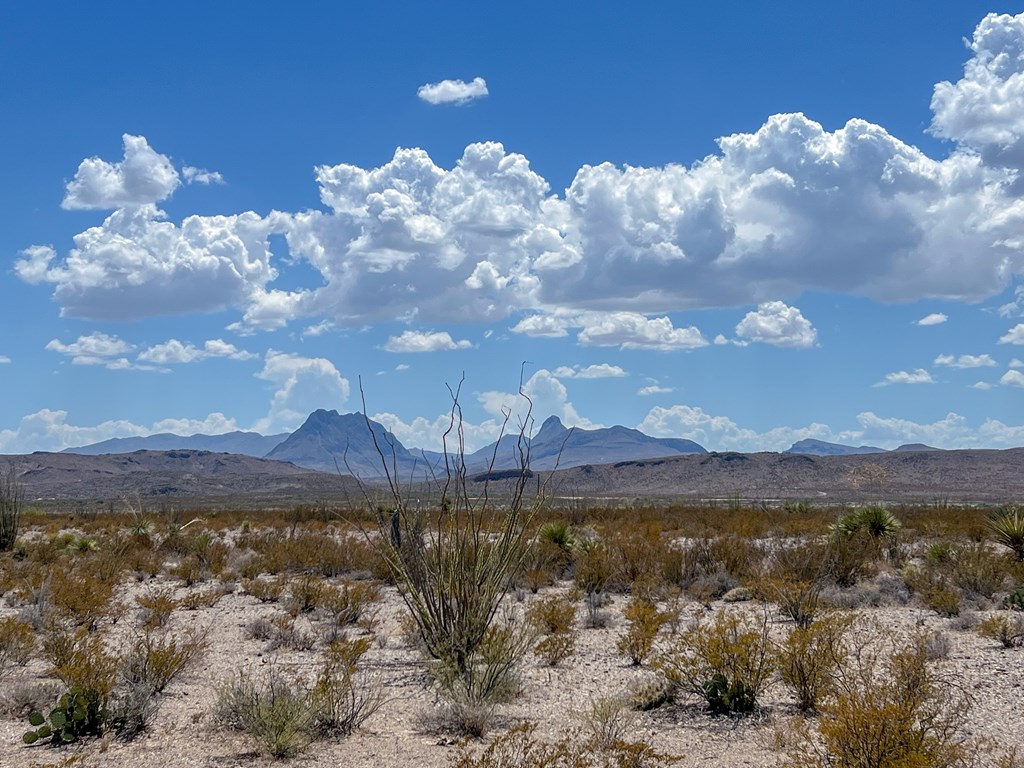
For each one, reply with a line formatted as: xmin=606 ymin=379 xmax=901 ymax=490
xmin=22 ymin=686 xmax=105 ymax=746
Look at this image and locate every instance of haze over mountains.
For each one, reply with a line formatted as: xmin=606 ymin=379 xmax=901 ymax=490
xmin=56 ymin=411 xmax=951 ymax=477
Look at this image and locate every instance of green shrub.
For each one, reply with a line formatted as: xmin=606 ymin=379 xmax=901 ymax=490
xmin=616 ymin=598 xmax=669 ymax=666
xmin=215 ymin=666 xmax=312 ymax=758
xmin=780 ymin=631 xmax=974 ymax=768
xmin=528 ymin=594 xmax=578 ymax=667
xmin=654 ymin=608 xmax=774 ymax=715
xmin=776 ymin=612 xmax=853 ymax=712
xmin=310 ymin=636 xmax=384 ymax=737
xmin=0 ymin=464 xmax=23 ymax=552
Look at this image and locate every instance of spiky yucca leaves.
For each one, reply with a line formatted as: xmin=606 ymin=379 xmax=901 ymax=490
xmin=366 ymin=383 xmax=546 ymax=708
xmin=831 ymin=507 xmax=902 ymax=539
xmin=990 ymin=506 xmax=1024 ymax=561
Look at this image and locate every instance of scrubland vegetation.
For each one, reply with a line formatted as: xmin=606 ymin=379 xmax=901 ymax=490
xmin=1 ymin=467 xmax=1023 ymax=766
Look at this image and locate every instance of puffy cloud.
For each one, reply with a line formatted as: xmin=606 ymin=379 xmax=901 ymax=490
xmin=0 ymin=356 xmax=9 ymax=364
xmin=137 ymin=339 xmax=257 ymax=364
xmin=931 ymin=13 xmax=1024 ymax=170
xmin=0 ymin=409 xmax=237 ymax=454
xmin=44 ymin=332 xmax=160 ymax=371
xmin=417 ymin=77 xmax=488 ymax=105
xmin=933 ymin=353 xmax=998 ymax=368
xmin=638 ymin=385 xmax=675 ymax=395
xmin=253 ymin=350 xmax=350 ymax=433
xmin=852 ymin=410 xmax=1024 ymax=449
xmin=371 ymin=411 xmax=506 ymax=453
xmin=734 ymin=301 xmax=817 ymax=348
xmin=21 ymin=18 xmax=1024 ymax=329
xmin=17 ymin=205 xmax=278 ymax=321
xmin=382 ymin=330 xmax=473 ymax=353
xmin=874 ymin=369 xmax=935 ymax=386
xmin=916 ymin=312 xmax=948 ymax=326
xmin=551 ymin=364 xmax=627 ymax=379
xmin=576 ymin=312 xmax=707 ymax=350
xmin=639 ymin=404 xmax=834 ymax=452
xmin=1000 ymin=369 xmax=1024 ymax=387
xmin=1000 ymin=286 xmax=1024 ymax=317
xmin=280 ymin=143 xmax=555 ymax=326
xmin=1011 ymin=357 xmax=1024 ymax=368
xmin=972 ymin=381 xmax=994 ymax=389
xmin=640 ymin=403 xmax=1024 ymax=451
xmin=1000 ymin=323 xmax=1024 ymax=344
xmin=478 ymin=370 xmax=598 ymax=431
xmin=182 ymin=166 xmax=225 ymax=185
xmin=62 ymin=134 xmax=180 ymax=210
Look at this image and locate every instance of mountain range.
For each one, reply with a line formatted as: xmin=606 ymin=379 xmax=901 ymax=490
xmin=58 ymin=411 xmax=949 ymax=478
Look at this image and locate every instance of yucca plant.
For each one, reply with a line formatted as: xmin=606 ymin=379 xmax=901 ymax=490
xmin=989 ymin=506 xmax=1024 ymax=561
xmin=831 ymin=506 xmax=901 ymax=539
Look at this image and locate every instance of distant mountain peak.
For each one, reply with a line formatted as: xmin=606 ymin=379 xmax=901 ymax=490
xmin=535 ymin=415 xmax=568 ymax=442
xmin=787 ymin=439 xmax=885 ymax=456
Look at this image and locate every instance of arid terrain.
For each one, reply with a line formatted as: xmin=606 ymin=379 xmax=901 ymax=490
xmin=5 ymin=446 xmax=1024 ymax=509
xmin=0 ymin=498 xmax=1022 ymax=768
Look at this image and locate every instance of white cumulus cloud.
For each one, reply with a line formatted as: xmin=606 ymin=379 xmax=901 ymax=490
xmin=137 ymin=339 xmax=257 ymax=364
xmin=382 ymin=330 xmax=473 ymax=353
xmin=1000 ymin=370 xmax=1024 ymax=387
xmin=1000 ymin=323 xmax=1024 ymax=344
xmin=253 ymin=350 xmax=350 ymax=434
xmin=931 ymin=13 xmax=1024 ymax=171
xmin=933 ymin=353 xmax=998 ymax=368
xmin=62 ymin=134 xmax=180 ymax=210
xmin=0 ymin=409 xmax=237 ymax=454
xmin=1010 ymin=357 xmax=1024 ymax=368
xmin=551 ymin=364 xmax=627 ymax=379
xmin=44 ymin=332 xmax=161 ymax=371
xmin=576 ymin=312 xmax=707 ymax=351
xmin=916 ymin=312 xmax=948 ymax=326
xmin=17 ymin=205 xmax=279 ymax=321
xmin=417 ymin=77 xmax=488 ymax=105
xmin=734 ymin=301 xmax=817 ymax=348
xmin=638 ymin=385 xmax=675 ymax=396
xmin=0 ymin=356 xmax=9 ymax=364
xmin=874 ymin=369 xmax=936 ymax=387
xmin=182 ymin=166 xmax=225 ymax=185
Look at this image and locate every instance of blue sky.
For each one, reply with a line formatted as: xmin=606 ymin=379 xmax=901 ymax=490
xmin=3 ymin=1 xmax=1024 ymax=454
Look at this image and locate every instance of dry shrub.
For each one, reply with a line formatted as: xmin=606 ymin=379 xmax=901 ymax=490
xmin=47 ymin=564 xmax=120 ymax=630
xmin=574 ymin=537 xmax=614 ymax=596
xmin=310 ymin=636 xmax=384 ymax=737
xmin=978 ymin=613 xmax=1024 ymax=648
xmin=42 ymin=625 xmax=119 ymax=698
xmin=448 ymin=721 xmax=679 ymax=768
xmin=214 ymin=665 xmax=313 ymax=758
xmin=318 ymin=579 xmax=382 ymax=626
xmin=654 ymin=607 xmax=774 ymax=714
xmin=242 ymin=575 xmax=285 ymax=603
xmin=0 ymin=616 xmax=36 ymax=676
xmin=780 ymin=630 xmax=975 ymax=768
xmin=776 ymin=612 xmax=853 ymax=712
xmin=528 ymin=594 xmax=578 ymax=667
xmin=135 ymin=586 xmax=178 ymax=629
xmin=122 ymin=625 xmax=209 ymax=694
xmin=947 ymin=543 xmax=1011 ymax=599
xmin=616 ymin=598 xmax=670 ymax=666
xmin=578 ymin=695 xmax=636 ymax=751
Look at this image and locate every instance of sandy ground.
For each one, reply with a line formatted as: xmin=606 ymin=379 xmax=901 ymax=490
xmin=1 ymin=579 xmax=1022 ymax=768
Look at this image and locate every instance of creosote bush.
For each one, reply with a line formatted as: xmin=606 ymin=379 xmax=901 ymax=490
xmin=448 ymin=721 xmax=680 ymax=768
xmin=780 ymin=630 xmax=975 ymax=768
xmin=776 ymin=612 xmax=853 ymax=713
xmin=654 ymin=607 xmax=774 ymax=715
xmin=978 ymin=613 xmax=1024 ymax=648
xmin=616 ymin=598 xmax=670 ymax=666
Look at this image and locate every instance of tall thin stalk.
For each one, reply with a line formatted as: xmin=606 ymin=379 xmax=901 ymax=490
xmin=363 ymin=376 xmax=548 ymax=698
xmin=0 ymin=464 xmax=23 ymax=551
